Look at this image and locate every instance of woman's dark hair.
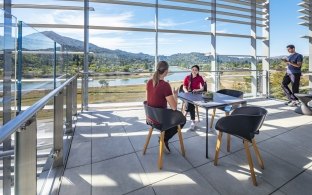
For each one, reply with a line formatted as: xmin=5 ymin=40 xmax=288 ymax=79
xmin=152 ymin=61 xmax=169 ymax=87
xmin=191 ymin=65 xmax=200 ymax=71
xmin=189 ymin=65 xmax=200 ymax=91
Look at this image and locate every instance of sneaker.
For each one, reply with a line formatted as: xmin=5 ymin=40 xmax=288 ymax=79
xmin=289 ymin=101 xmax=298 ymax=107
xmin=284 ymin=100 xmax=292 ymax=105
xmin=190 ymin=121 xmax=196 ymax=131
xmin=164 ymin=141 xmax=171 ymax=153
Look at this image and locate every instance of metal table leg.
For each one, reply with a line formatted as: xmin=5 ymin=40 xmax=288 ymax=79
xmin=206 ymin=108 xmax=209 ymax=159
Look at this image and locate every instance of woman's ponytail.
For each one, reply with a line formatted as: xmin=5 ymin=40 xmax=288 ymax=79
xmin=152 ymin=61 xmax=169 ymax=87
xmin=152 ymin=71 xmax=160 ymax=87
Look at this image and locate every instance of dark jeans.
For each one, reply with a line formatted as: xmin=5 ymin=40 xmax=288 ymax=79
xmin=164 ymin=123 xmax=185 ymax=142
xmin=281 ymin=73 xmax=301 ymax=101
xmin=185 ymin=102 xmax=195 ymax=120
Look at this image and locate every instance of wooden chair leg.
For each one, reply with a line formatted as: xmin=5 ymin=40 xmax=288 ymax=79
xmin=252 ymin=138 xmax=264 ymax=169
xmin=210 ymin=108 xmax=216 ymax=129
xmin=224 ymin=112 xmax=231 ymax=152
xmin=196 ymin=106 xmax=200 ymax=122
xmin=214 ymin=131 xmax=223 ymax=166
xmin=181 ymin=102 xmax=185 ymax=114
xmin=243 ymin=140 xmax=257 ymax=186
xmin=158 ymin=131 xmax=165 ymax=169
xmin=177 ymin=125 xmax=185 ymax=156
xmin=143 ymin=127 xmax=153 ymax=155
xmin=184 ymin=112 xmax=188 ymax=118
xmin=227 ymin=134 xmax=231 ymax=152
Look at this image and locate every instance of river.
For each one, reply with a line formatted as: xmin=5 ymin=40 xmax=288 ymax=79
xmin=0 ymin=66 xmax=190 ymax=93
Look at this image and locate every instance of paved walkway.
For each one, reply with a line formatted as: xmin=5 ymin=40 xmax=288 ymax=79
xmin=59 ymin=98 xmax=312 ymax=195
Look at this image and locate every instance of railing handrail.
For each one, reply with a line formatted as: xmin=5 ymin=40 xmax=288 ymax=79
xmin=88 ymin=69 xmax=266 ymax=76
xmin=0 ymin=74 xmax=78 ymax=143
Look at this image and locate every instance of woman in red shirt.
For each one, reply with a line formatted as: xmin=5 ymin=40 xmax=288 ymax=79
xmin=183 ymin=65 xmax=205 ymax=130
xmin=146 ymin=61 xmax=185 ymax=152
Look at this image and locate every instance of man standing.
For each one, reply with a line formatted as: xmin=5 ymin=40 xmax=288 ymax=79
xmin=281 ymin=45 xmax=303 ymax=106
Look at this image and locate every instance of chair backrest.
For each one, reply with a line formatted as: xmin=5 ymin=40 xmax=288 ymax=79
xmin=215 ymin=106 xmax=267 ymax=142
xmin=203 ymin=82 xmax=207 ymax=92
xmin=216 ymin=89 xmax=244 ymax=111
xmin=231 ymin=106 xmax=268 ymax=132
xmin=143 ymin=101 xmax=186 ymax=131
xmin=179 ymin=84 xmax=184 ymax=93
xmin=217 ymin=89 xmax=243 ymax=98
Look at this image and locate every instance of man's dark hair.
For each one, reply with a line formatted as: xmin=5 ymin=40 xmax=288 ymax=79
xmin=287 ymin=44 xmax=295 ymax=49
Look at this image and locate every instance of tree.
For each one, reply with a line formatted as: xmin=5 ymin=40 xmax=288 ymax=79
xmin=99 ymin=79 xmax=109 ymax=87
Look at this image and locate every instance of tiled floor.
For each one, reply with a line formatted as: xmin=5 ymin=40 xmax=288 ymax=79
xmin=59 ymin=98 xmax=312 ymax=195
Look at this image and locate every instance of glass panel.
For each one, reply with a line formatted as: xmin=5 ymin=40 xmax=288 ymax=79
xmin=0 ymin=10 xmax=18 ymax=194
xmin=88 ymin=30 xmax=155 ymax=104
xmin=217 ymin=37 xmax=250 ymax=55
xmin=269 ymin=70 xmax=310 ymax=100
xmin=158 ymin=33 xmax=210 ymax=90
xmin=20 ymin=22 xmax=56 ymax=107
xmin=159 ymin=1 xmax=210 ymax=32
xmin=218 ymin=55 xmax=253 ymax=94
xmin=89 ymin=2 xmax=155 ymax=28
xmin=36 ymin=98 xmax=54 ymax=194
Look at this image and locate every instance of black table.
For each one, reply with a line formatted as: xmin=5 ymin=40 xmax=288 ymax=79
xmin=178 ymin=92 xmax=247 ymax=158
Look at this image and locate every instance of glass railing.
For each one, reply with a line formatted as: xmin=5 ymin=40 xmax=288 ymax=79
xmin=269 ymin=70 xmax=311 ymax=100
xmin=0 ymin=10 xmax=18 ymax=195
xmin=0 ymin=10 xmax=77 ymax=194
xmin=87 ymin=71 xmax=266 ymax=105
xmin=87 ymin=54 xmax=267 ymax=105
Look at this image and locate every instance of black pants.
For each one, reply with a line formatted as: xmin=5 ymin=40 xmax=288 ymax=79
xmin=185 ymin=102 xmax=195 ymax=120
xmin=281 ymin=73 xmax=301 ymax=101
xmin=164 ymin=123 xmax=185 ymax=142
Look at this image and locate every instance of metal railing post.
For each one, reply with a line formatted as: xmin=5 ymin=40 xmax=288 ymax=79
xmin=53 ymin=90 xmax=64 ymax=167
xmin=14 ymin=115 xmax=37 ymax=195
xmin=72 ymin=77 xmax=78 ymax=116
xmin=66 ymin=82 xmax=73 ymax=134
xmin=266 ymin=70 xmax=270 ymax=98
xmin=3 ymin=3 xmax=15 ymax=194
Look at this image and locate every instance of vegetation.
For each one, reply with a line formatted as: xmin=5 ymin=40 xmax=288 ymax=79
xmin=0 ymin=31 xmax=311 ymax=108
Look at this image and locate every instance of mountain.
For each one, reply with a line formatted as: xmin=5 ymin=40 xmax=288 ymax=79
xmin=21 ymin=31 xmax=261 ymax=68
xmin=41 ymin=31 xmax=153 ymax=61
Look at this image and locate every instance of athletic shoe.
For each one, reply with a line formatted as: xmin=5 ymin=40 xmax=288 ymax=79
xmin=289 ymin=101 xmax=299 ymax=107
xmin=190 ymin=121 xmax=196 ymax=131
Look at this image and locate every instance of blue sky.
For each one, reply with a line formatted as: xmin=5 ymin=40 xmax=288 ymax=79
xmin=10 ymin=0 xmax=308 ymax=57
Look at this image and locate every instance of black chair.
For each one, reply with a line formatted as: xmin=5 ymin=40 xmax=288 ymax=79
xmin=210 ymin=89 xmax=244 ymax=152
xmin=214 ymin=106 xmax=267 ymax=186
xmin=143 ymin=101 xmax=186 ymax=169
xmin=179 ymin=82 xmax=207 ymax=121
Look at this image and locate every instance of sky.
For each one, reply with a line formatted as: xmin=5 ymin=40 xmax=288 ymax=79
xmin=7 ymin=0 xmax=308 ymax=57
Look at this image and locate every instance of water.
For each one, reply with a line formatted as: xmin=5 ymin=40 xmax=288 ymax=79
xmin=0 ymin=66 xmax=190 ymax=94
xmin=90 ymin=66 xmax=189 ymax=87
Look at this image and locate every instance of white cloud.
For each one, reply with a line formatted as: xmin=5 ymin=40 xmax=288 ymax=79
xmin=216 ymin=29 xmax=229 ymax=33
xmin=158 ymin=19 xmax=195 ymax=28
xmin=89 ymin=36 xmax=125 ymax=49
